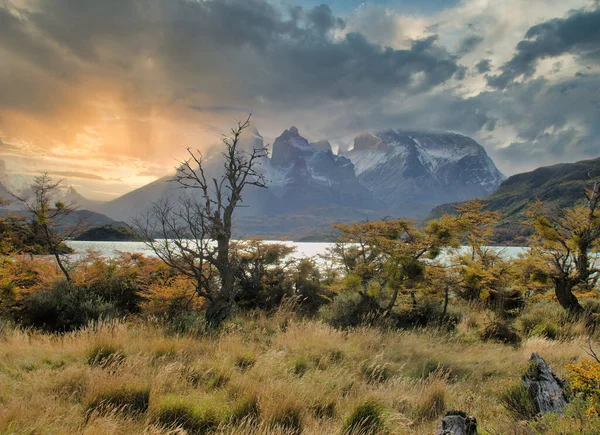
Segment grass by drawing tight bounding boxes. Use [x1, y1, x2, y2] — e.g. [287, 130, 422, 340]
[0, 313, 598, 434]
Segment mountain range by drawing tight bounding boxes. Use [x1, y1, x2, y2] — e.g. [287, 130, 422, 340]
[3, 126, 597, 242]
[343, 130, 505, 216]
[0, 126, 510, 240]
[84, 126, 504, 238]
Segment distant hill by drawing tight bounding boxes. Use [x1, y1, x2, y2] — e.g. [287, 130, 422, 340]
[74, 224, 141, 241]
[427, 157, 600, 244]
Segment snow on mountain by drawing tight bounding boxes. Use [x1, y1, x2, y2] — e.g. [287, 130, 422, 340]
[96, 126, 506, 234]
[311, 140, 333, 153]
[266, 127, 382, 212]
[344, 130, 505, 215]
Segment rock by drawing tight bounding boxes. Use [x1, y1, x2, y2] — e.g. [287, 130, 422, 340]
[522, 352, 567, 414]
[435, 410, 478, 435]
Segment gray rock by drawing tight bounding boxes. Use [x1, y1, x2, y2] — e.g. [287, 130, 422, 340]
[523, 352, 567, 414]
[436, 410, 478, 435]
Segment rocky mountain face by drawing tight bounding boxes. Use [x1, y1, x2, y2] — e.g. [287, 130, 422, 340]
[99, 126, 383, 223]
[96, 127, 505, 239]
[343, 130, 505, 216]
[264, 127, 382, 214]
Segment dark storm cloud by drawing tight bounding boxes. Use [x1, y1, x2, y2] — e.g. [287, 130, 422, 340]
[456, 34, 484, 56]
[474, 59, 492, 74]
[487, 7, 600, 89]
[0, 0, 461, 114]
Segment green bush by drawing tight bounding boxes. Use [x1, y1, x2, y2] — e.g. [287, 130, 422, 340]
[269, 403, 303, 434]
[395, 298, 462, 330]
[319, 292, 382, 329]
[343, 399, 386, 434]
[153, 395, 228, 433]
[234, 353, 256, 371]
[85, 263, 141, 314]
[481, 320, 521, 345]
[86, 385, 150, 417]
[293, 355, 310, 376]
[499, 382, 537, 420]
[167, 312, 206, 336]
[19, 280, 117, 332]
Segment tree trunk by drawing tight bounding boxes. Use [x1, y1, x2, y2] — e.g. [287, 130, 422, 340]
[554, 279, 584, 314]
[205, 295, 233, 329]
[440, 285, 449, 327]
[53, 252, 71, 282]
[206, 232, 236, 329]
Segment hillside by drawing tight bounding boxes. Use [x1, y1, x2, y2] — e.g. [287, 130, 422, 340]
[73, 224, 141, 241]
[428, 156, 600, 244]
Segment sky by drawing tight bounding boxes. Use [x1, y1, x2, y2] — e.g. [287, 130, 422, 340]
[0, 0, 599, 201]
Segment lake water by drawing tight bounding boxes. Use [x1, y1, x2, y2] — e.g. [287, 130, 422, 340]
[66, 241, 528, 261]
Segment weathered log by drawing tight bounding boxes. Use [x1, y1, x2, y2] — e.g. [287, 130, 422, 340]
[522, 352, 567, 414]
[435, 410, 478, 435]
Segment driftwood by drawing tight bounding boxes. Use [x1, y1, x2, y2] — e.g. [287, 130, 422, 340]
[522, 352, 567, 414]
[435, 410, 478, 435]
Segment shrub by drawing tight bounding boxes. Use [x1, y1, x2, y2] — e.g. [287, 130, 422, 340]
[167, 312, 206, 336]
[410, 381, 447, 421]
[395, 298, 462, 330]
[0, 280, 17, 317]
[319, 292, 381, 329]
[499, 382, 537, 420]
[229, 394, 260, 422]
[86, 385, 150, 417]
[293, 356, 309, 376]
[481, 320, 521, 345]
[19, 280, 118, 332]
[269, 403, 303, 434]
[234, 353, 256, 371]
[343, 399, 386, 435]
[567, 358, 600, 414]
[83, 261, 142, 314]
[153, 395, 228, 433]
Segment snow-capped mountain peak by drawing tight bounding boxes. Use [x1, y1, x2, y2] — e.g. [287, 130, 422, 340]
[344, 130, 505, 215]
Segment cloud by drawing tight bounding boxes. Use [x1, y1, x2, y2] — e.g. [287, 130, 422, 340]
[457, 34, 484, 56]
[46, 171, 106, 181]
[487, 6, 600, 89]
[0, 0, 599, 200]
[474, 59, 492, 74]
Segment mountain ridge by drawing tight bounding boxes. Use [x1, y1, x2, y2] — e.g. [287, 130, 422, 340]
[427, 156, 600, 244]
[92, 126, 506, 239]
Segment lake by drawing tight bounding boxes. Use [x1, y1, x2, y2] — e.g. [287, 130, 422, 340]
[65, 241, 529, 261]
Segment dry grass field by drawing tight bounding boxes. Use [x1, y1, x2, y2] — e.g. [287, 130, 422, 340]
[1, 307, 598, 435]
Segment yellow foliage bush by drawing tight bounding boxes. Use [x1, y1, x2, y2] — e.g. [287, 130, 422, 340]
[567, 358, 600, 414]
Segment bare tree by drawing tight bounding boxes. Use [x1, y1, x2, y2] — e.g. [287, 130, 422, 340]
[15, 174, 88, 281]
[135, 115, 268, 327]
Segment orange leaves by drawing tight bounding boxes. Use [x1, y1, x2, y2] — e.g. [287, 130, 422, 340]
[567, 359, 600, 415]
